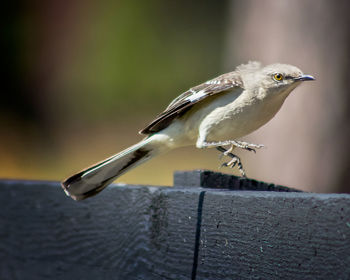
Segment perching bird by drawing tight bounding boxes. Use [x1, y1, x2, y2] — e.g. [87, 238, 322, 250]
[62, 61, 315, 200]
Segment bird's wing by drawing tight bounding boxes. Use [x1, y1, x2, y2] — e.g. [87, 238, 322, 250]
[139, 72, 243, 134]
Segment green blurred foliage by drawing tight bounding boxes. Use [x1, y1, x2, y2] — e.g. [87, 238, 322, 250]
[1, 0, 230, 183]
[51, 1, 228, 123]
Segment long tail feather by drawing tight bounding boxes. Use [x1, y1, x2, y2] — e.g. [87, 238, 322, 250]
[61, 138, 158, 201]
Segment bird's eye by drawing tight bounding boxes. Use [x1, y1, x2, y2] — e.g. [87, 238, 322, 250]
[273, 73, 284, 81]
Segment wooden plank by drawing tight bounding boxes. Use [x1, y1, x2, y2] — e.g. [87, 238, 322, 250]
[0, 180, 199, 280]
[174, 170, 302, 192]
[197, 191, 350, 280]
[0, 174, 349, 280]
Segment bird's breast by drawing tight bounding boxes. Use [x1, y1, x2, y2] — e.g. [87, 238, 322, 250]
[192, 92, 288, 141]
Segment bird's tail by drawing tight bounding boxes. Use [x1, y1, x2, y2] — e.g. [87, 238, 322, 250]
[61, 136, 163, 201]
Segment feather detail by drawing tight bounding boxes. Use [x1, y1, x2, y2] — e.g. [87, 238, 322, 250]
[139, 72, 244, 135]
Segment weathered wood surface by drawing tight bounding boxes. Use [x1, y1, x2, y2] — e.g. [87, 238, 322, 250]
[198, 191, 350, 280]
[0, 171, 349, 280]
[174, 170, 303, 192]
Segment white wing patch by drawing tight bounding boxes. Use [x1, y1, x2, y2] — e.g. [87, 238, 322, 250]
[205, 79, 222, 85]
[187, 79, 237, 102]
[186, 90, 207, 102]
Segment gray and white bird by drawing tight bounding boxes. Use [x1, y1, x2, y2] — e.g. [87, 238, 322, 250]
[62, 61, 315, 200]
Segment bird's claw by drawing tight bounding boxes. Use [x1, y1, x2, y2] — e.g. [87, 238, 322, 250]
[219, 149, 246, 177]
[234, 142, 264, 153]
[216, 141, 263, 177]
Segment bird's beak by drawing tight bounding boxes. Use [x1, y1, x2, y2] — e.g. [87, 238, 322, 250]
[294, 75, 315, 82]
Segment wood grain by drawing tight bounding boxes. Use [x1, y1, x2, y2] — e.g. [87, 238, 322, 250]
[0, 180, 199, 279]
[0, 177, 349, 280]
[174, 170, 303, 192]
[197, 191, 350, 280]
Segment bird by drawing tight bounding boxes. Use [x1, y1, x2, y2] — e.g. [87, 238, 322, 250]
[62, 61, 315, 201]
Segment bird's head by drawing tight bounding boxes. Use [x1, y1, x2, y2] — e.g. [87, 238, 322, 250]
[258, 63, 315, 98]
[238, 62, 315, 99]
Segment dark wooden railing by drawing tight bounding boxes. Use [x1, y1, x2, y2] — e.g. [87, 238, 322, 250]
[0, 170, 349, 279]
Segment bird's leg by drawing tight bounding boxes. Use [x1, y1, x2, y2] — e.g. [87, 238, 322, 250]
[217, 144, 234, 160]
[201, 140, 264, 153]
[231, 140, 264, 153]
[216, 146, 246, 177]
[223, 144, 234, 156]
[198, 139, 264, 177]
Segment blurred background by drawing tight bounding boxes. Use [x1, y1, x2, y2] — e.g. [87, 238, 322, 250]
[2, 0, 350, 192]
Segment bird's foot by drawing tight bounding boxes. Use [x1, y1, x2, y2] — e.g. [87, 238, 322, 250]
[217, 146, 246, 177]
[230, 141, 264, 153]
